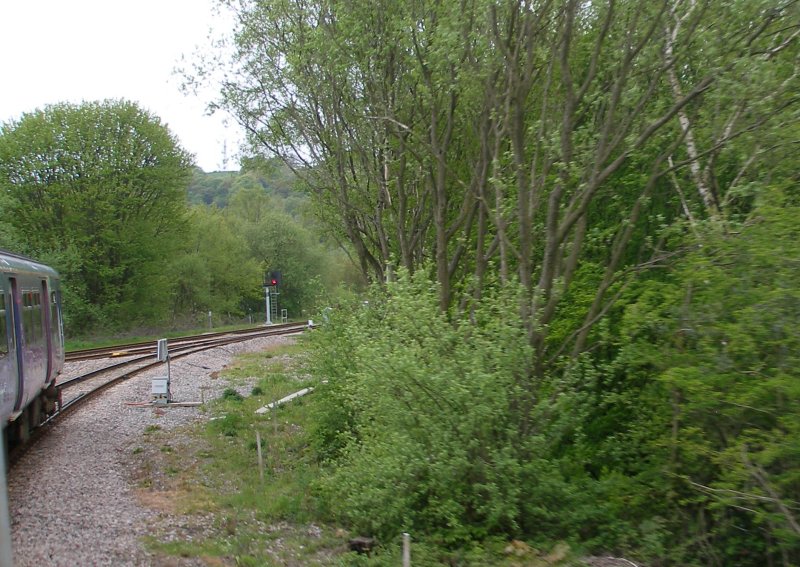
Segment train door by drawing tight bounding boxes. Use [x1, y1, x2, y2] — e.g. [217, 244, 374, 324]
[8, 278, 24, 413]
[41, 280, 53, 383]
[0, 279, 19, 422]
[49, 286, 64, 376]
[17, 283, 46, 412]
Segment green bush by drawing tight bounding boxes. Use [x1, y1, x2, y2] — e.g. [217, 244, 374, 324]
[222, 388, 244, 402]
[309, 274, 530, 543]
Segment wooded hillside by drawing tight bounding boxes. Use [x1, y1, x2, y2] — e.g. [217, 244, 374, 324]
[0, 102, 358, 333]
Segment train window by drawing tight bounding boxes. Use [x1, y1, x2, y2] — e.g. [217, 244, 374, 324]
[33, 290, 43, 342]
[0, 291, 7, 358]
[22, 291, 32, 342]
[22, 289, 43, 344]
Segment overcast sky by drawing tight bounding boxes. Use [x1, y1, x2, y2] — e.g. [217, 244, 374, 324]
[0, 0, 241, 172]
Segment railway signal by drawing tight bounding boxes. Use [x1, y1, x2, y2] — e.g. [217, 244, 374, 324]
[268, 270, 282, 288]
[264, 270, 281, 325]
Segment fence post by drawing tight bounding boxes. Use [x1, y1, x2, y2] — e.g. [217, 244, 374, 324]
[403, 532, 411, 567]
[256, 431, 264, 481]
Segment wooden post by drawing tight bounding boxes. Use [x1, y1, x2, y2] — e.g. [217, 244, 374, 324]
[256, 431, 264, 481]
[272, 406, 280, 471]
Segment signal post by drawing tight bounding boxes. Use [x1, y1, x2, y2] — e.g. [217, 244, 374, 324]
[264, 270, 281, 325]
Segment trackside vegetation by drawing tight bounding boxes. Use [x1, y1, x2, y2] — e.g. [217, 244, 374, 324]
[303, 194, 800, 565]
[148, 205, 800, 564]
[139, 345, 339, 565]
[143, 342, 589, 565]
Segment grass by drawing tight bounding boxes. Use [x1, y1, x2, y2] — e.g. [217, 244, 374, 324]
[140, 341, 351, 565]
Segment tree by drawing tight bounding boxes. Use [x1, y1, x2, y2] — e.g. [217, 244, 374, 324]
[226, 186, 347, 317]
[0, 100, 193, 331]
[201, 0, 797, 366]
[168, 205, 261, 322]
[615, 191, 800, 564]
[189, 0, 800, 561]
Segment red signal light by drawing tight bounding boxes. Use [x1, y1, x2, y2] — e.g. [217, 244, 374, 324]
[267, 270, 281, 287]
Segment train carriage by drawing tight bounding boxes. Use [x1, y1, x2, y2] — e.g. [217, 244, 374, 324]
[0, 250, 64, 443]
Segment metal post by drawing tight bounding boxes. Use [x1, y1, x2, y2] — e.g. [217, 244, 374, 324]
[166, 353, 171, 401]
[154, 338, 172, 404]
[403, 532, 411, 567]
[265, 287, 272, 325]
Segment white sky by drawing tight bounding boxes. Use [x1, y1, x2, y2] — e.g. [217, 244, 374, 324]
[0, 0, 242, 172]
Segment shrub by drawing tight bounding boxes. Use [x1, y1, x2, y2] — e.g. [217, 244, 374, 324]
[309, 274, 530, 542]
[222, 388, 244, 402]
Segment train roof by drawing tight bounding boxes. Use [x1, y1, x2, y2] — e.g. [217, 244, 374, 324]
[0, 249, 59, 278]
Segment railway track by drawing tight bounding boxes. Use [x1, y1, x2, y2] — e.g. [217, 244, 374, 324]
[9, 322, 309, 467]
[65, 323, 302, 362]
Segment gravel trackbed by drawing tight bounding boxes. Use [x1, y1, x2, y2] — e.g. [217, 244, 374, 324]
[9, 335, 297, 567]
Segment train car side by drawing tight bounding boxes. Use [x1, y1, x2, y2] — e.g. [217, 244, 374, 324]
[0, 250, 64, 443]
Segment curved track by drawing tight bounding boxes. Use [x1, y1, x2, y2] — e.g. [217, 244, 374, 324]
[65, 323, 302, 362]
[9, 323, 309, 467]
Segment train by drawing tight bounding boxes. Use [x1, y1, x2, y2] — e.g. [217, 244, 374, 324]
[0, 250, 64, 446]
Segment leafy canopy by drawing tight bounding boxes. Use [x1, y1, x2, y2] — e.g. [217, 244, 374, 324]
[0, 99, 193, 331]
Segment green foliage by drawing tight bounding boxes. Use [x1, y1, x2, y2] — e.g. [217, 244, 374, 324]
[225, 183, 361, 318]
[167, 204, 262, 321]
[612, 191, 800, 564]
[221, 388, 244, 402]
[0, 100, 349, 334]
[186, 158, 302, 212]
[177, 165, 363, 323]
[181, 0, 800, 562]
[0, 99, 193, 333]
[307, 195, 800, 563]
[187, 169, 237, 207]
[203, 0, 797, 337]
[307, 274, 676, 559]
[310, 274, 533, 542]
